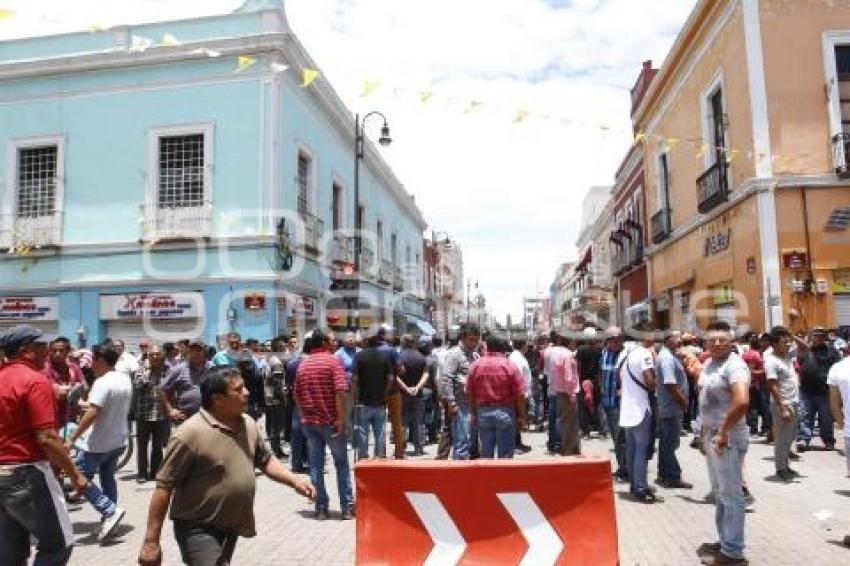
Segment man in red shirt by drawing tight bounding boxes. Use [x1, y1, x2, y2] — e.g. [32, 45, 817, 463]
[0, 325, 88, 566]
[466, 335, 527, 459]
[294, 329, 353, 520]
[43, 336, 85, 429]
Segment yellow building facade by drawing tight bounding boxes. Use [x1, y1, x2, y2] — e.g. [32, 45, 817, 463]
[635, 0, 850, 334]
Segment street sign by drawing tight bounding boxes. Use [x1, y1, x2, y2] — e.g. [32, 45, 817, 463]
[355, 459, 617, 565]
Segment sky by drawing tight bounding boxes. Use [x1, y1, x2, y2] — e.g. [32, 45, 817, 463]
[0, 0, 697, 322]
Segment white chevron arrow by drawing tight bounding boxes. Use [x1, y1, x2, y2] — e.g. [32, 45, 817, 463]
[405, 491, 564, 566]
[497, 492, 564, 565]
[405, 492, 467, 566]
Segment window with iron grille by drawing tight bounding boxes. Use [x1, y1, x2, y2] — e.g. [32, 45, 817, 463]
[297, 153, 310, 214]
[332, 183, 342, 230]
[158, 134, 205, 208]
[17, 145, 57, 218]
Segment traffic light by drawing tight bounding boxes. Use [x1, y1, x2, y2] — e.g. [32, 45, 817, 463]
[330, 263, 359, 292]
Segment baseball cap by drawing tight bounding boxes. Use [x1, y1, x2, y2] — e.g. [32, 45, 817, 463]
[0, 324, 59, 353]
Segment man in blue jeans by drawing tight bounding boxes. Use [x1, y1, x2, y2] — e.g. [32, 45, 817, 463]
[599, 327, 627, 481]
[352, 334, 393, 459]
[294, 330, 354, 520]
[466, 336, 526, 458]
[66, 343, 132, 540]
[796, 327, 840, 451]
[438, 325, 480, 459]
[655, 331, 693, 489]
[618, 327, 659, 503]
[696, 320, 751, 566]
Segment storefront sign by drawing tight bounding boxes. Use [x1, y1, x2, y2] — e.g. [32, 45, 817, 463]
[746, 256, 757, 275]
[833, 269, 850, 294]
[291, 295, 316, 318]
[783, 251, 809, 270]
[0, 296, 58, 321]
[704, 229, 731, 256]
[243, 292, 267, 312]
[100, 292, 204, 320]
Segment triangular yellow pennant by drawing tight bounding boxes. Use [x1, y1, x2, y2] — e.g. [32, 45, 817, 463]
[161, 33, 181, 47]
[696, 143, 709, 158]
[0, 9, 15, 19]
[87, 25, 106, 33]
[235, 55, 257, 73]
[419, 90, 434, 103]
[513, 109, 530, 123]
[634, 130, 646, 143]
[301, 68, 320, 87]
[727, 148, 741, 162]
[360, 80, 379, 98]
[666, 137, 680, 149]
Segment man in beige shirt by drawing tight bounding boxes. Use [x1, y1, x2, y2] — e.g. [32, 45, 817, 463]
[138, 366, 315, 566]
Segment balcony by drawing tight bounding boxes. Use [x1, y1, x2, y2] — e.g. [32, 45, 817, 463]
[378, 259, 393, 284]
[298, 211, 324, 254]
[359, 238, 375, 276]
[650, 208, 672, 244]
[393, 265, 404, 291]
[696, 161, 729, 214]
[0, 213, 62, 250]
[328, 233, 354, 265]
[833, 132, 850, 178]
[141, 203, 211, 242]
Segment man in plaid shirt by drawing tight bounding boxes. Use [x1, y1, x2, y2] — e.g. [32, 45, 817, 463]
[134, 344, 170, 484]
[599, 327, 627, 482]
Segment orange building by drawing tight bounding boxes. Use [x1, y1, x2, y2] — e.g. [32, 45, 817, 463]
[633, 0, 850, 334]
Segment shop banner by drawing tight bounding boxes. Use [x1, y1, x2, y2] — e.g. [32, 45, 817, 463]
[0, 296, 58, 322]
[100, 292, 204, 320]
[833, 269, 850, 294]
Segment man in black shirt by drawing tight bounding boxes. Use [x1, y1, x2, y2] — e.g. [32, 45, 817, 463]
[352, 335, 393, 459]
[575, 333, 602, 439]
[797, 327, 841, 451]
[399, 335, 430, 456]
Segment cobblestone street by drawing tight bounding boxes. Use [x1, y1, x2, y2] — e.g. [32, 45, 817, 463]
[66, 428, 850, 565]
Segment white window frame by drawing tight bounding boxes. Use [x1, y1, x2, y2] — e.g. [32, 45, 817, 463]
[3, 134, 66, 247]
[823, 30, 850, 139]
[147, 124, 214, 208]
[700, 70, 728, 170]
[294, 142, 317, 215]
[330, 174, 348, 231]
[655, 148, 671, 213]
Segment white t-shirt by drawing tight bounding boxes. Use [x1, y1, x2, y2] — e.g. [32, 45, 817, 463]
[87, 370, 133, 453]
[619, 345, 655, 428]
[115, 352, 140, 376]
[508, 350, 532, 398]
[827, 357, 850, 438]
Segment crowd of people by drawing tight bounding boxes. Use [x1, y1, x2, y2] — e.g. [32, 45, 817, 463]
[1, 319, 850, 565]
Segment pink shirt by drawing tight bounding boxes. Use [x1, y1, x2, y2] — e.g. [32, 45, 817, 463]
[466, 354, 525, 406]
[548, 346, 579, 397]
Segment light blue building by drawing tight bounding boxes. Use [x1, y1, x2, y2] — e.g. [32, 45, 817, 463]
[0, 0, 429, 352]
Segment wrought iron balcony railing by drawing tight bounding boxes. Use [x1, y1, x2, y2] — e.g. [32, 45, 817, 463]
[650, 208, 672, 245]
[141, 202, 212, 242]
[833, 132, 850, 179]
[0, 213, 63, 250]
[696, 160, 729, 214]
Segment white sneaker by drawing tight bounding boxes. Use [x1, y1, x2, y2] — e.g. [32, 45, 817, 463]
[98, 508, 125, 541]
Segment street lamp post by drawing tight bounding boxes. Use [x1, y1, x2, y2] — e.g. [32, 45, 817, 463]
[354, 111, 392, 273]
[352, 111, 392, 329]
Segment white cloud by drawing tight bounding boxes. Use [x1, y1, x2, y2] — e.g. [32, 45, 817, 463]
[0, 0, 696, 321]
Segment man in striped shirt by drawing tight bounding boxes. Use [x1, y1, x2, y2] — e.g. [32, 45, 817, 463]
[294, 330, 353, 520]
